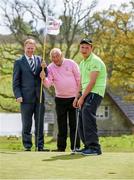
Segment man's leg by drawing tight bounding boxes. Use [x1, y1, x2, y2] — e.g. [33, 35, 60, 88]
[34, 102, 45, 149]
[78, 109, 85, 146]
[68, 99, 80, 150]
[55, 97, 68, 151]
[82, 93, 102, 151]
[21, 103, 34, 149]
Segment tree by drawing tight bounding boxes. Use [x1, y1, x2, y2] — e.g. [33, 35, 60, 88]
[0, 0, 98, 58]
[0, 0, 98, 112]
[58, 0, 97, 58]
[85, 2, 134, 101]
[0, 43, 20, 112]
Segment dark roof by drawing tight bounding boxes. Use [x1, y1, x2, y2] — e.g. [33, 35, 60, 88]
[107, 91, 134, 125]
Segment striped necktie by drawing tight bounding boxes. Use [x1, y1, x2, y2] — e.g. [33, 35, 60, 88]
[29, 58, 35, 74]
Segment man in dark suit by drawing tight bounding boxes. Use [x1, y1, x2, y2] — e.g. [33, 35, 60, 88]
[13, 38, 49, 151]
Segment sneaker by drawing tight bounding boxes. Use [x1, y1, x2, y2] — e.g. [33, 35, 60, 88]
[81, 148, 102, 156]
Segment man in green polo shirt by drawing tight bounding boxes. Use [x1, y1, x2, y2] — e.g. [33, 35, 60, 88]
[73, 38, 107, 155]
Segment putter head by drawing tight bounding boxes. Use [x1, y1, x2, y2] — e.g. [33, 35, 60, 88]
[70, 149, 77, 155]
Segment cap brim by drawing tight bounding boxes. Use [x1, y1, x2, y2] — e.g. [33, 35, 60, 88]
[80, 40, 92, 45]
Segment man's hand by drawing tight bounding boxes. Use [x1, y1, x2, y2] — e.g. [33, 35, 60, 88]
[41, 62, 47, 69]
[73, 98, 78, 108]
[16, 97, 23, 103]
[77, 96, 84, 109]
[40, 70, 46, 80]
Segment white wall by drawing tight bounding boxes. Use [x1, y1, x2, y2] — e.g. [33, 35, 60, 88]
[0, 113, 48, 136]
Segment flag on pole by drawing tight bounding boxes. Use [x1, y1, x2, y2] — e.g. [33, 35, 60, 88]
[47, 16, 62, 35]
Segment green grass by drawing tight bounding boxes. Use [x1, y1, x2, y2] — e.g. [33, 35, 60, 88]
[100, 135, 134, 152]
[0, 152, 134, 179]
[0, 135, 134, 179]
[0, 135, 134, 152]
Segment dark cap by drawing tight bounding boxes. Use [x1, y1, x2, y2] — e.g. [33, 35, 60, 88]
[80, 38, 93, 45]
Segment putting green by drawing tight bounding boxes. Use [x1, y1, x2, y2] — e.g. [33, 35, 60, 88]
[0, 152, 134, 179]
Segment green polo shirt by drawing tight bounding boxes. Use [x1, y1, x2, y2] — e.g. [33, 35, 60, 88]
[79, 52, 107, 97]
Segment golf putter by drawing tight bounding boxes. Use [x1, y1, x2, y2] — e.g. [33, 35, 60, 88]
[71, 108, 80, 155]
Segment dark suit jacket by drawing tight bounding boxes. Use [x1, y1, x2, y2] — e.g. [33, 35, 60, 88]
[13, 55, 47, 103]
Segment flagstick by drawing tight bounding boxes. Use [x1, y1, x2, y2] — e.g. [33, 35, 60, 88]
[40, 3, 48, 103]
[39, 33, 47, 103]
[36, 4, 48, 151]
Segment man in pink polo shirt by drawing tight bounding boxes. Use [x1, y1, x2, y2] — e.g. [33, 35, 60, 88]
[43, 48, 80, 152]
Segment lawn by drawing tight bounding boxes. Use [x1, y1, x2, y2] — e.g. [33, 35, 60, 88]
[0, 135, 134, 179]
[0, 151, 134, 179]
[0, 135, 134, 152]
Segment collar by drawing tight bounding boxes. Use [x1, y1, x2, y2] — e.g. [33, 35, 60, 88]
[53, 59, 64, 67]
[83, 52, 93, 62]
[25, 54, 34, 61]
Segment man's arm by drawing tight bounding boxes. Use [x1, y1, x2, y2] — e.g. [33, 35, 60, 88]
[77, 71, 99, 108]
[13, 60, 23, 103]
[73, 81, 81, 108]
[72, 61, 80, 86]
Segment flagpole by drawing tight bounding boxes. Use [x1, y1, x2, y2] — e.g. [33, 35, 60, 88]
[39, 2, 48, 102]
[36, 3, 48, 151]
[39, 24, 47, 104]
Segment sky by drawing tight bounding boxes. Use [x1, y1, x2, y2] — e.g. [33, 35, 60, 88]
[0, 0, 130, 35]
[92, 0, 130, 12]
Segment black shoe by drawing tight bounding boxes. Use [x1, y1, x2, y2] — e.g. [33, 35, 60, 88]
[38, 148, 50, 152]
[24, 148, 31, 151]
[51, 149, 65, 152]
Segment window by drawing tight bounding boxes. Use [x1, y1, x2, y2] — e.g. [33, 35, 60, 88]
[97, 106, 109, 120]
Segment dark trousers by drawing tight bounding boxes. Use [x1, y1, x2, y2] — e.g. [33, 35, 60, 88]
[78, 93, 102, 150]
[55, 97, 80, 151]
[21, 102, 45, 149]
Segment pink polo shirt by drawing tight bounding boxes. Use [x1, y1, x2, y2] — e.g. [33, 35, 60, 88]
[44, 59, 80, 98]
